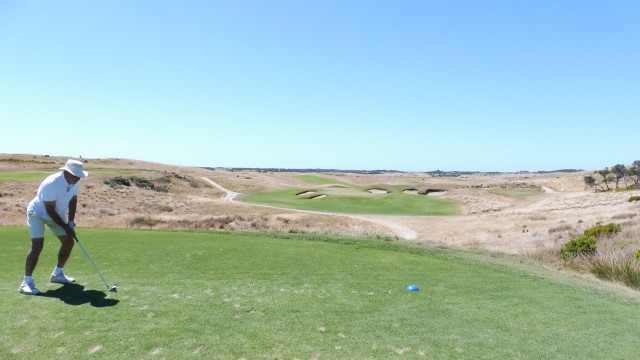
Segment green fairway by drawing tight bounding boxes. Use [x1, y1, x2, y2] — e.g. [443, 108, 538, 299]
[295, 175, 350, 185]
[1, 226, 639, 359]
[243, 187, 460, 215]
[0, 172, 54, 181]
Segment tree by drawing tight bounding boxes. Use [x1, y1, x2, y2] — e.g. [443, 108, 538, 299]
[611, 164, 628, 189]
[630, 161, 640, 188]
[583, 175, 604, 192]
[596, 168, 612, 191]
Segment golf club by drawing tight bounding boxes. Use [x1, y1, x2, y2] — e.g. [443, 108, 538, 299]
[73, 236, 117, 292]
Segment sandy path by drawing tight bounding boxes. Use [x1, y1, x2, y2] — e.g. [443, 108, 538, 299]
[201, 176, 240, 201]
[200, 177, 418, 240]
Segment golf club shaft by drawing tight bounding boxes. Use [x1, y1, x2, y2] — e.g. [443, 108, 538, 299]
[74, 236, 111, 289]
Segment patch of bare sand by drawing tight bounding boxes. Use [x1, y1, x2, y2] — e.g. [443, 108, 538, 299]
[368, 188, 389, 194]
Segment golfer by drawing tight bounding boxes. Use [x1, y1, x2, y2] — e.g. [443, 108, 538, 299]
[19, 159, 88, 295]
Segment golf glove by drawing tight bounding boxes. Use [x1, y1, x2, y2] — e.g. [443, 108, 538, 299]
[68, 221, 75, 230]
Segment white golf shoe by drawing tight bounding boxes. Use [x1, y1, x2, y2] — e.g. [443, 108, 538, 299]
[19, 281, 40, 295]
[50, 273, 76, 284]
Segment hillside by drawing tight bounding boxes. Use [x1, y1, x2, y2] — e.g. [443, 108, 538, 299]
[2, 153, 638, 256]
[0, 154, 389, 236]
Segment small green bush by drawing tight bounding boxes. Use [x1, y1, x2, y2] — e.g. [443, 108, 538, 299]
[104, 176, 131, 187]
[635, 250, 640, 259]
[629, 196, 640, 202]
[583, 223, 621, 239]
[129, 176, 154, 189]
[155, 176, 172, 183]
[153, 185, 169, 193]
[560, 236, 597, 259]
[130, 217, 159, 227]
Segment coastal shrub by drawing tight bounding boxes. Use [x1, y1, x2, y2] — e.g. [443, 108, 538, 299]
[104, 176, 131, 187]
[629, 196, 640, 202]
[560, 236, 597, 259]
[130, 216, 159, 228]
[584, 222, 621, 239]
[130, 176, 154, 189]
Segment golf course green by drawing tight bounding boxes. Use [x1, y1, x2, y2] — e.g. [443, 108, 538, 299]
[242, 176, 460, 216]
[1, 226, 638, 359]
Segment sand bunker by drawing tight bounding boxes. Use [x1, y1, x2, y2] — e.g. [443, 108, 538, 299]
[402, 188, 447, 196]
[296, 191, 315, 196]
[309, 194, 326, 199]
[368, 188, 389, 194]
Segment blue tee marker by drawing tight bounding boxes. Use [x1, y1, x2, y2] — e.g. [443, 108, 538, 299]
[406, 284, 420, 291]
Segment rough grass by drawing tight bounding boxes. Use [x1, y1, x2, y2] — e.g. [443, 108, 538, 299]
[489, 189, 540, 198]
[2, 226, 640, 359]
[527, 223, 640, 289]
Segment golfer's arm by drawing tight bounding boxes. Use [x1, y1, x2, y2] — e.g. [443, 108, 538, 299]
[68, 195, 77, 223]
[44, 201, 71, 229]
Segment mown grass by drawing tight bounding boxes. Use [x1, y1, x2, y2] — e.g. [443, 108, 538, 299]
[295, 175, 350, 186]
[243, 187, 459, 215]
[0, 172, 54, 181]
[1, 226, 639, 359]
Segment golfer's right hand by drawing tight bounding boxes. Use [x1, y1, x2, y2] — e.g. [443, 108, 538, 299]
[65, 223, 76, 237]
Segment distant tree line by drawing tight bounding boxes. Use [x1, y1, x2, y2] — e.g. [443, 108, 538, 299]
[584, 161, 640, 192]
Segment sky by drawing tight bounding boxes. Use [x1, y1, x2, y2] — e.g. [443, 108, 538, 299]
[1, 1, 638, 172]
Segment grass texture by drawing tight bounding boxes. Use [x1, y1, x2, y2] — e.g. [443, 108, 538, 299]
[1, 226, 639, 359]
[0, 172, 54, 181]
[294, 175, 350, 186]
[243, 187, 460, 216]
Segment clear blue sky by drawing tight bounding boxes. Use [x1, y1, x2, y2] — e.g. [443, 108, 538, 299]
[1, 1, 638, 172]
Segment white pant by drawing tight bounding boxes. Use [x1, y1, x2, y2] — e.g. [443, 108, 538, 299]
[27, 211, 66, 238]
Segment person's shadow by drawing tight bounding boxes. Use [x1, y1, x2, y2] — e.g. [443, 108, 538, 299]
[39, 283, 119, 307]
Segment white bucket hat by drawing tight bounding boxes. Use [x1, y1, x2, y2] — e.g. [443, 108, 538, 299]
[59, 159, 88, 178]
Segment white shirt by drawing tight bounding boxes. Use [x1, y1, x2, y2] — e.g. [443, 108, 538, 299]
[27, 172, 79, 221]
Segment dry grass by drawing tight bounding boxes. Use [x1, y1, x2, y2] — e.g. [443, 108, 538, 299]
[524, 223, 640, 288]
[0, 154, 392, 238]
[2, 153, 640, 258]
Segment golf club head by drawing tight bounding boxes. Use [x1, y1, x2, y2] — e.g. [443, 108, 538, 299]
[109, 285, 118, 292]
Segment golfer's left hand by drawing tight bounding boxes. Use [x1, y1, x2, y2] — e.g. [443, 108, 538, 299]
[66, 222, 76, 237]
